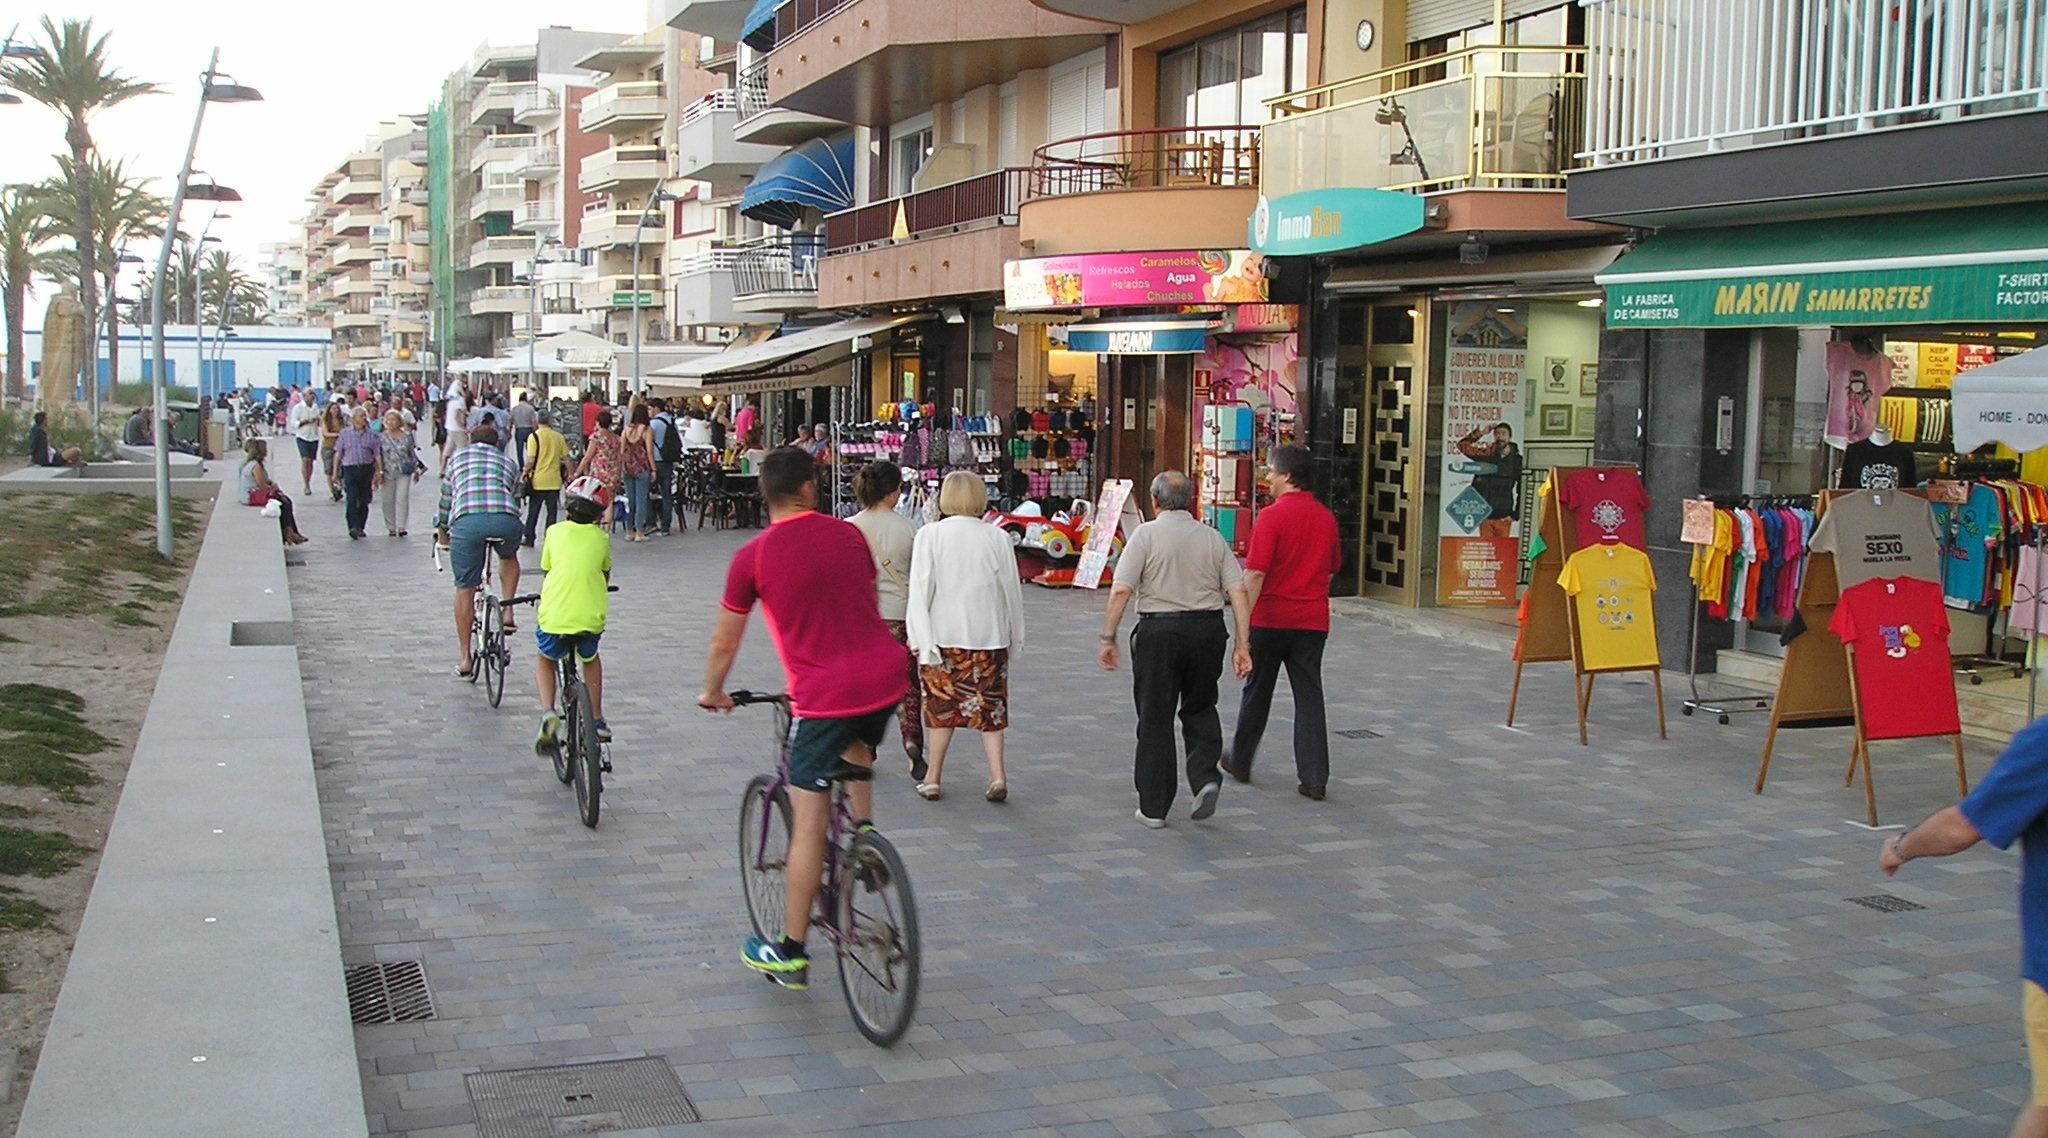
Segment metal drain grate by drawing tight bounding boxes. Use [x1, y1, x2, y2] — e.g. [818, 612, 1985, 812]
[345, 961, 435, 1024]
[466, 1058, 699, 1138]
[1847, 894, 1926, 913]
[1335, 728, 1382, 739]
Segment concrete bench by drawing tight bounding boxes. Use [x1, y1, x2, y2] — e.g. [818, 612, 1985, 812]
[16, 482, 366, 1137]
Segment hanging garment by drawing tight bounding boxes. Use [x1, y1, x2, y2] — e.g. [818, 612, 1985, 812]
[1829, 576, 1960, 741]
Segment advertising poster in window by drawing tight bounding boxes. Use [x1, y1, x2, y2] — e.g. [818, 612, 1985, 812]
[1436, 301, 1528, 607]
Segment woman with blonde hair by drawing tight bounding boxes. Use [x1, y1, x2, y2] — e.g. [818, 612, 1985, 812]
[239, 438, 307, 545]
[377, 409, 422, 536]
[849, 461, 924, 780]
[906, 470, 1024, 801]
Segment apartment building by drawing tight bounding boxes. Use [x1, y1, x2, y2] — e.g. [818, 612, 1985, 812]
[257, 241, 308, 327]
[289, 119, 436, 379]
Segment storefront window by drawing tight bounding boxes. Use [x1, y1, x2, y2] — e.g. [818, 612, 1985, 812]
[1406, 3, 1582, 82]
[1158, 6, 1308, 129]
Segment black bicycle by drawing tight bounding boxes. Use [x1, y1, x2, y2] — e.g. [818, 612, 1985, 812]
[731, 691, 920, 1046]
[515, 589, 616, 828]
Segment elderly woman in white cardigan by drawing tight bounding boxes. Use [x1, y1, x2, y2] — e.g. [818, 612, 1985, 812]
[905, 471, 1026, 802]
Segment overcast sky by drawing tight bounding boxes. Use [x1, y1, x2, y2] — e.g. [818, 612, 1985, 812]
[2, 2, 651, 283]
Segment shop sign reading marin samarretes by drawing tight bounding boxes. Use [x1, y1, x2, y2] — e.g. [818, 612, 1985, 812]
[1604, 261, 2048, 328]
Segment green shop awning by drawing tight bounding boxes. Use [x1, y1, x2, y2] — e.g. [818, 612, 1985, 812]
[1598, 204, 2048, 329]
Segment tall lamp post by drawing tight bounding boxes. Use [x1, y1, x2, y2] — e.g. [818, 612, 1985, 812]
[630, 189, 677, 397]
[189, 210, 226, 399]
[147, 49, 260, 558]
[524, 233, 563, 399]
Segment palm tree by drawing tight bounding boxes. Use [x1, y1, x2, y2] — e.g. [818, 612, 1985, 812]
[0, 185, 62, 404]
[32, 156, 167, 389]
[1, 16, 159, 405]
[200, 248, 268, 327]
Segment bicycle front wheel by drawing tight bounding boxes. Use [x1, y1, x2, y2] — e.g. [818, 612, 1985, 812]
[483, 628, 505, 708]
[738, 774, 793, 944]
[836, 830, 920, 1047]
[467, 624, 483, 685]
[549, 694, 574, 784]
[571, 683, 602, 828]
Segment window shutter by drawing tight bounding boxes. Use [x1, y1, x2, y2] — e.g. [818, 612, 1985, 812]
[1405, 0, 1563, 42]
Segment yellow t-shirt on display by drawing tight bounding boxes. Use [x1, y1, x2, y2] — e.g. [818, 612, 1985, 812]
[1559, 543, 1660, 671]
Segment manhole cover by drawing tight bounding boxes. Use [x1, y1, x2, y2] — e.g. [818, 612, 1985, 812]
[466, 1057, 699, 1137]
[1335, 728, 1382, 739]
[345, 961, 434, 1024]
[1847, 894, 1926, 913]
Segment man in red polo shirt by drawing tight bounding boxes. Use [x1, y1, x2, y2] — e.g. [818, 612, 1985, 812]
[1222, 444, 1344, 800]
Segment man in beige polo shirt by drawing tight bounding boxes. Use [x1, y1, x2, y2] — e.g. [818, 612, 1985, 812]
[1099, 471, 1253, 829]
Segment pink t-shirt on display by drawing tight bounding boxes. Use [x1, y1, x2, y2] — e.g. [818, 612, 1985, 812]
[1558, 468, 1651, 551]
[721, 510, 909, 719]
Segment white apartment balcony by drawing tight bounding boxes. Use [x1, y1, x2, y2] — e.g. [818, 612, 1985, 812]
[344, 345, 385, 361]
[513, 86, 560, 124]
[578, 145, 666, 193]
[331, 210, 376, 235]
[406, 229, 429, 246]
[468, 184, 523, 219]
[579, 80, 667, 135]
[388, 277, 427, 298]
[577, 274, 664, 311]
[470, 285, 529, 315]
[328, 177, 381, 204]
[661, 0, 752, 40]
[470, 80, 536, 126]
[579, 206, 667, 251]
[512, 199, 560, 233]
[408, 269, 432, 285]
[676, 91, 784, 182]
[672, 245, 744, 327]
[334, 310, 380, 329]
[368, 296, 395, 314]
[468, 235, 534, 268]
[732, 233, 822, 314]
[368, 224, 394, 246]
[732, 59, 844, 146]
[516, 145, 560, 179]
[472, 132, 541, 172]
[334, 243, 381, 266]
[333, 276, 380, 297]
[403, 186, 430, 206]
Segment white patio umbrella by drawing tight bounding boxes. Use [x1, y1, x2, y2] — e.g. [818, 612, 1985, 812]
[492, 355, 570, 375]
[446, 357, 495, 374]
[1951, 344, 2048, 717]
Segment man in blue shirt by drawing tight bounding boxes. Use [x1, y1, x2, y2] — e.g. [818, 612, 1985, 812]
[1883, 719, 2048, 1137]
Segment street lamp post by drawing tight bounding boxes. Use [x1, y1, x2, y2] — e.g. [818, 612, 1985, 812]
[525, 233, 561, 399]
[630, 189, 677, 397]
[190, 216, 224, 401]
[147, 49, 260, 558]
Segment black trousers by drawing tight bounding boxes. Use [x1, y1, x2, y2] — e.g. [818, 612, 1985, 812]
[654, 460, 675, 532]
[1229, 627, 1330, 790]
[1130, 611, 1228, 819]
[340, 463, 375, 535]
[524, 489, 558, 544]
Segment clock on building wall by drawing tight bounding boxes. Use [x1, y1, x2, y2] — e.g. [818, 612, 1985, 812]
[1355, 20, 1376, 52]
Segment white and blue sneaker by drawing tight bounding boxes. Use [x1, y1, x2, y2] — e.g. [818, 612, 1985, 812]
[742, 936, 808, 989]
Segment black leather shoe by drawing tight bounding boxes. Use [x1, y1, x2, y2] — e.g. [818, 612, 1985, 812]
[1219, 750, 1250, 784]
[1297, 784, 1325, 801]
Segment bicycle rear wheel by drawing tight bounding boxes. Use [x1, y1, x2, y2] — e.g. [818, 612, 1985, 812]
[737, 774, 792, 944]
[835, 830, 920, 1047]
[570, 681, 602, 828]
[466, 622, 483, 685]
[549, 690, 574, 784]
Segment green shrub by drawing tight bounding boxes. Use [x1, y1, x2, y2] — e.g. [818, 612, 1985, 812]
[110, 382, 197, 406]
[0, 404, 101, 459]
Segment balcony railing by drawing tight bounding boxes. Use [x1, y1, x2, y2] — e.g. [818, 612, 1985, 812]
[760, 0, 857, 51]
[1028, 127, 1261, 200]
[1581, 0, 2046, 166]
[1261, 46, 1585, 198]
[825, 167, 1030, 252]
[513, 86, 560, 122]
[580, 80, 667, 130]
[681, 89, 740, 128]
[734, 234, 824, 297]
[737, 58, 771, 119]
[672, 245, 744, 275]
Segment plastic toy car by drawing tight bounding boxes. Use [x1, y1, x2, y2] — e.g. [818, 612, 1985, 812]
[986, 498, 1123, 564]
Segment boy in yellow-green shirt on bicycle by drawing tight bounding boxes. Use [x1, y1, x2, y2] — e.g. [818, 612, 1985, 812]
[534, 476, 614, 752]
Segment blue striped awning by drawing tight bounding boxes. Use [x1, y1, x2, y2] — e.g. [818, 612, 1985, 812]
[741, 0, 787, 51]
[740, 135, 856, 230]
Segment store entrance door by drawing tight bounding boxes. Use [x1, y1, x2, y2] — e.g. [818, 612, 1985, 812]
[1361, 301, 1423, 604]
[1110, 354, 1194, 500]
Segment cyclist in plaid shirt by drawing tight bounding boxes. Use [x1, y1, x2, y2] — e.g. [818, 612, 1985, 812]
[435, 422, 525, 678]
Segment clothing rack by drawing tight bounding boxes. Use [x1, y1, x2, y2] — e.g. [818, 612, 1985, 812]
[1681, 492, 1815, 724]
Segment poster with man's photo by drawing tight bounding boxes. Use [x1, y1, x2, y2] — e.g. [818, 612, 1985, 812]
[1437, 302, 1528, 607]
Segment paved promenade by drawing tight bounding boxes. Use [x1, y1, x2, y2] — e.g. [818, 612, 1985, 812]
[291, 480, 2032, 1138]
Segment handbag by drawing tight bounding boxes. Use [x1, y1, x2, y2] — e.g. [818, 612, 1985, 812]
[247, 487, 278, 508]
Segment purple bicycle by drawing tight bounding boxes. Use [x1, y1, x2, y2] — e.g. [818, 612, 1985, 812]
[730, 691, 921, 1047]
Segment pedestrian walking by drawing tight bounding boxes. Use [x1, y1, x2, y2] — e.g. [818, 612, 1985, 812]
[575, 408, 625, 533]
[650, 399, 681, 536]
[320, 400, 347, 501]
[441, 380, 469, 472]
[1098, 471, 1253, 828]
[335, 407, 381, 540]
[522, 410, 570, 548]
[427, 378, 444, 447]
[620, 404, 656, 542]
[733, 399, 757, 453]
[1880, 719, 2048, 1138]
[509, 393, 539, 478]
[906, 471, 1025, 803]
[377, 409, 421, 537]
[848, 462, 925, 782]
[1222, 444, 1344, 800]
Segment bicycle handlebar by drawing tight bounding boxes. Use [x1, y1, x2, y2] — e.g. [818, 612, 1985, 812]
[727, 690, 790, 707]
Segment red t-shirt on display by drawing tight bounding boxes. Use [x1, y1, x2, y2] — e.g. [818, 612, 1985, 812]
[581, 401, 601, 438]
[1247, 491, 1342, 631]
[721, 511, 910, 719]
[1558, 468, 1651, 551]
[1828, 576, 1960, 741]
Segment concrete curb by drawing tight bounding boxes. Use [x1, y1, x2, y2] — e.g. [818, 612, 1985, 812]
[15, 480, 368, 1137]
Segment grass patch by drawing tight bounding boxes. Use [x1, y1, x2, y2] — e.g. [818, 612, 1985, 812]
[0, 886, 53, 931]
[0, 684, 105, 797]
[0, 826, 90, 878]
[0, 494, 203, 620]
[0, 804, 33, 819]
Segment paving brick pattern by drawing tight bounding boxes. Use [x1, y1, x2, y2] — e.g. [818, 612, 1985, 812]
[292, 479, 2035, 1137]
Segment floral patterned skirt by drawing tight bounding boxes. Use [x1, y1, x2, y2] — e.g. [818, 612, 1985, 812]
[920, 647, 1009, 732]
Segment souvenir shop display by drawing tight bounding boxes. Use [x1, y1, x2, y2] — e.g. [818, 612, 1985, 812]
[1837, 428, 1918, 490]
[1198, 402, 1256, 556]
[1506, 465, 1663, 744]
[1678, 494, 1816, 723]
[1752, 488, 1969, 826]
[1928, 462, 2044, 682]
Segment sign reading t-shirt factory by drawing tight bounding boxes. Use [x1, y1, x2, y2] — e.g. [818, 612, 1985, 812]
[1604, 261, 2048, 328]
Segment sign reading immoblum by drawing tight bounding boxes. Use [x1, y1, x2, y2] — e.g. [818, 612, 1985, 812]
[1247, 188, 1426, 257]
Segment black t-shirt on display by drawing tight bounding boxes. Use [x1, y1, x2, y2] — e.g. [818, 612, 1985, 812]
[1839, 439, 1918, 490]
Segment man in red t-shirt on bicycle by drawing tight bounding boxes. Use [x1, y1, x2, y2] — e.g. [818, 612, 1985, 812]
[700, 447, 908, 989]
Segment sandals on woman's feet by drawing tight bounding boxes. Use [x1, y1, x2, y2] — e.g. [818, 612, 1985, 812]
[985, 780, 1007, 803]
[915, 783, 942, 800]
